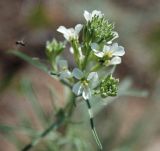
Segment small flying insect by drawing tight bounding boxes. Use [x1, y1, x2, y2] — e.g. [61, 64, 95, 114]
[16, 40, 26, 47]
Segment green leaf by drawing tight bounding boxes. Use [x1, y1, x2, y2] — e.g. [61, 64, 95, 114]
[8, 50, 49, 73]
[20, 79, 48, 126]
[0, 124, 15, 133]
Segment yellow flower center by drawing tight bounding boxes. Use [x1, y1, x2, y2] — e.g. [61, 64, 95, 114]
[104, 51, 113, 58]
[62, 66, 67, 71]
[83, 80, 89, 87]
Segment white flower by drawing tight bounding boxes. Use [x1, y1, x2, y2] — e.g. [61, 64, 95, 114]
[91, 43, 125, 65]
[57, 24, 83, 41]
[84, 10, 104, 22]
[72, 68, 99, 100]
[58, 60, 72, 79]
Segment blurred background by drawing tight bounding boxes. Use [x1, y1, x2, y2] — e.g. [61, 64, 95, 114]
[0, 0, 160, 151]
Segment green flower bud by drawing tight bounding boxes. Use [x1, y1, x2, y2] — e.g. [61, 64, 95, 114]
[45, 39, 65, 70]
[86, 16, 116, 43]
[46, 38, 65, 58]
[100, 75, 119, 98]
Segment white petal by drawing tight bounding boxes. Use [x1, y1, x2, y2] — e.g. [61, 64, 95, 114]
[84, 10, 91, 21]
[58, 60, 68, 69]
[87, 72, 99, 88]
[57, 26, 70, 40]
[91, 43, 99, 51]
[68, 28, 75, 33]
[63, 35, 70, 40]
[91, 43, 104, 58]
[110, 56, 122, 65]
[72, 81, 83, 95]
[111, 43, 118, 49]
[75, 24, 83, 34]
[94, 52, 104, 58]
[91, 10, 103, 18]
[60, 70, 72, 79]
[57, 26, 68, 35]
[113, 31, 119, 39]
[107, 31, 119, 44]
[72, 68, 84, 79]
[103, 45, 110, 53]
[87, 72, 98, 81]
[112, 46, 125, 56]
[107, 41, 112, 44]
[67, 28, 76, 38]
[82, 87, 91, 100]
[69, 47, 74, 54]
[57, 26, 67, 34]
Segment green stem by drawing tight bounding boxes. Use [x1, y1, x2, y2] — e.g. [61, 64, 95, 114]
[21, 92, 76, 151]
[21, 111, 65, 151]
[82, 52, 89, 70]
[71, 40, 80, 67]
[65, 93, 76, 116]
[110, 65, 116, 75]
[82, 43, 91, 70]
[60, 79, 72, 89]
[91, 63, 101, 72]
[51, 59, 57, 71]
[85, 99, 103, 150]
[49, 71, 72, 88]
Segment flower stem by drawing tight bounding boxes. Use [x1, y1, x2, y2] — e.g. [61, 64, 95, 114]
[49, 71, 72, 88]
[110, 65, 116, 75]
[91, 63, 101, 72]
[71, 40, 80, 67]
[82, 43, 91, 70]
[85, 99, 103, 150]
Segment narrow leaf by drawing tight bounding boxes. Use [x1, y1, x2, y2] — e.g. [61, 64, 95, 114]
[9, 50, 48, 73]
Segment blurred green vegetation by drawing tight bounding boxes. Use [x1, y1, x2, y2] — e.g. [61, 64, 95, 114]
[146, 25, 160, 72]
[27, 4, 51, 28]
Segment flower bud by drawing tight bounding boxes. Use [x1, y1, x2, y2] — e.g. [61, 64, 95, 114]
[85, 16, 116, 44]
[46, 39, 65, 55]
[100, 75, 119, 97]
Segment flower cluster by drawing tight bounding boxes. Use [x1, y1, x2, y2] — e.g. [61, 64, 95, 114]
[46, 10, 125, 100]
[83, 10, 117, 43]
[43, 10, 126, 150]
[13, 9, 127, 151]
[45, 39, 65, 70]
[99, 75, 119, 98]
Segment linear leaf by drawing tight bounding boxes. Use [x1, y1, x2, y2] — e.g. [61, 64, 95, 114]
[9, 50, 48, 73]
